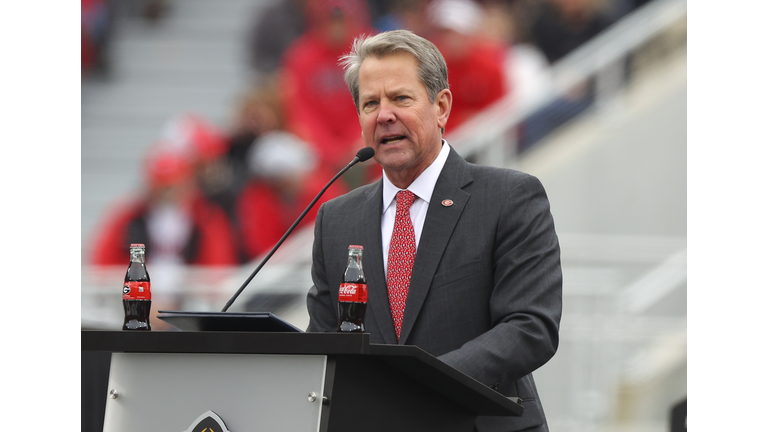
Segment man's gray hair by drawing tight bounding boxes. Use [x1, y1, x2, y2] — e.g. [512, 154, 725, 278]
[340, 29, 449, 112]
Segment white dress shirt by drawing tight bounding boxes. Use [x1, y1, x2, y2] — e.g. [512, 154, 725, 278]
[381, 140, 451, 275]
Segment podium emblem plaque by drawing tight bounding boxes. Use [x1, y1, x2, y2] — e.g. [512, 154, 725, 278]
[183, 410, 231, 432]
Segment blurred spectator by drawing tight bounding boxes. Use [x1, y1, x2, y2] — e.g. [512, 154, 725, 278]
[246, 0, 390, 80]
[513, 0, 617, 149]
[224, 82, 286, 208]
[247, 0, 308, 83]
[90, 144, 240, 267]
[371, 0, 432, 34]
[528, 0, 615, 64]
[427, 0, 509, 132]
[236, 131, 348, 261]
[142, 0, 172, 24]
[278, 0, 374, 174]
[159, 113, 235, 215]
[478, 0, 553, 110]
[81, 0, 114, 79]
[365, 0, 393, 30]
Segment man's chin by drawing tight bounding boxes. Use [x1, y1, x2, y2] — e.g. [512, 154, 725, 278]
[379, 160, 418, 179]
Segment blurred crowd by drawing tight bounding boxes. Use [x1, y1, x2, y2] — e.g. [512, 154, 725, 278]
[86, 0, 651, 270]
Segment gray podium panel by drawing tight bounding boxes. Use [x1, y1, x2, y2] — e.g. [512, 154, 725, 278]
[104, 352, 327, 432]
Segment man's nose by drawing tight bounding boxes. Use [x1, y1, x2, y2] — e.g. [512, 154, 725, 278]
[377, 100, 396, 124]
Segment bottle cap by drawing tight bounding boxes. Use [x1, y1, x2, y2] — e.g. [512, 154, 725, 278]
[130, 244, 146, 248]
[349, 245, 363, 249]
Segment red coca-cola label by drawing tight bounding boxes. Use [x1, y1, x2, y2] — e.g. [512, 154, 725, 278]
[123, 281, 151, 300]
[338, 283, 368, 303]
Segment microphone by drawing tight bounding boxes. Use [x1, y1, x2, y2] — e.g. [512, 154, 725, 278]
[221, 147, 376, 312]
[354, 146, 375, 163]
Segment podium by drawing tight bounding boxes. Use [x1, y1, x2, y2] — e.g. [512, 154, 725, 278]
[82, 330, 522, 432]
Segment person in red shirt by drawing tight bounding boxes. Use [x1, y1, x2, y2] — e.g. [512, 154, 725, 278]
[158, 113, 236, 214]
[90, 144, 240, 267]
[278, 0, 374, 174]
[426, 0, 509, 132]
[236, 131, 348, 261]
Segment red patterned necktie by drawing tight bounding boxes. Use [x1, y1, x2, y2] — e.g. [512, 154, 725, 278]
[387, 190, 417, 341]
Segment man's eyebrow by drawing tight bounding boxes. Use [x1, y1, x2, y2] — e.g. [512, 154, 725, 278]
[361, 87, 413, 99]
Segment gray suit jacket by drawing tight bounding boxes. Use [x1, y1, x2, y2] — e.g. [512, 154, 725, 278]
[307, 146, 562, 432]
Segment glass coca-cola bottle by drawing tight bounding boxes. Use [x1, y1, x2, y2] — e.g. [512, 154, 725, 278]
[337, 245, 367, 332]
[122, 243, 151, 331]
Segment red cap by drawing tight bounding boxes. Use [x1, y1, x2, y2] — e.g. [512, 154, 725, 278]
[161, 113, 228, 163]
[144, 145, 194, 188]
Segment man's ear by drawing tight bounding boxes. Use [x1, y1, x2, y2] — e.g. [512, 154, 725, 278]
[435, 89, 452, 132]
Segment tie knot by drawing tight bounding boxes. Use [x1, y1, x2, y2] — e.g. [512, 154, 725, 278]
[396, 190, 416, 208]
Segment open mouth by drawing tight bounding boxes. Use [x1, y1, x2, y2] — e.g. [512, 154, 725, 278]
[380, 135, 406, 144]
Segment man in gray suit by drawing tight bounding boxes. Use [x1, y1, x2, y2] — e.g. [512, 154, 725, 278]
[307, 29, 562, 432]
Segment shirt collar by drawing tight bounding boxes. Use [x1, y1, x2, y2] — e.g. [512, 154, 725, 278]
[382, 140, 451, 214]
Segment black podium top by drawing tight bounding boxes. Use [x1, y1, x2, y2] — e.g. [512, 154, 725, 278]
[82, 330, 522, 417]
[82, 330, 368, 355]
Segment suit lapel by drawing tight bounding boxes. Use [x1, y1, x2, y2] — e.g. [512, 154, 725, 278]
[398, 149, 472, 344]
[359, 181, 399, 344]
